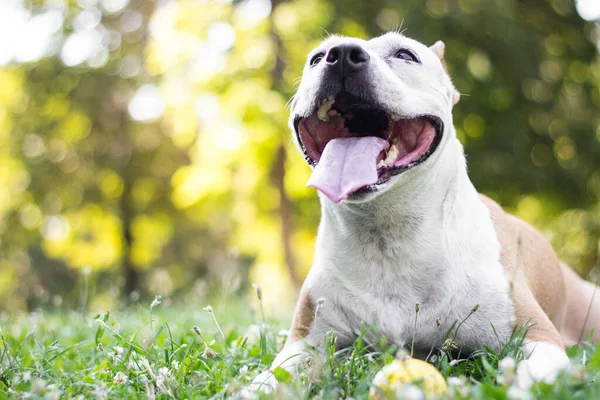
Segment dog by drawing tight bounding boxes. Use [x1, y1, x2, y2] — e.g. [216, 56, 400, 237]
[248, 32, 600, 393]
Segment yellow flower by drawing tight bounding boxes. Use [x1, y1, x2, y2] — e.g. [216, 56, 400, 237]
[369, 358, 447, 399]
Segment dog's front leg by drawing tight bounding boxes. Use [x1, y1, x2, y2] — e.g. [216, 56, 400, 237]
[246, 286, 332, 395]
[511, 276, 570, 388]
[247, 339, 312, 394]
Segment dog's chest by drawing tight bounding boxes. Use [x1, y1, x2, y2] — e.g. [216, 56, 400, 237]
[325, 255, 516, 352]
[313, 216, 516, 352]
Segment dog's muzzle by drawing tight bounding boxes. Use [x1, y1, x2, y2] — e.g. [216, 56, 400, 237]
[293, 43, 443, 202]
[324, 43, 370, 77]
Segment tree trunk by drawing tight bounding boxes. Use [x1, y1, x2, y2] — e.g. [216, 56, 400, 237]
[269, 0, 300, 288]
[120, 174, 138, 298]
[272, 145, 300, 288]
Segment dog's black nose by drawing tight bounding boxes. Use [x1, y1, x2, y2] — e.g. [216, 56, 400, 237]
[325, 44, 370, 74]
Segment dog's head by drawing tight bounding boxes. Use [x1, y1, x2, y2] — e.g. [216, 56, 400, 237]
[290, 32, 460, 203]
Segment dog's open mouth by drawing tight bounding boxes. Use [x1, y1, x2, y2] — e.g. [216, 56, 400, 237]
[294, 92, 443, 202]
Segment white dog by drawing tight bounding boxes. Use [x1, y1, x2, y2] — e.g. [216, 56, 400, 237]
[249, 32, 600, 394]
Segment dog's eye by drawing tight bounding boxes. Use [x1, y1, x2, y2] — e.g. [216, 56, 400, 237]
[310, 52, 325, 66]
[394, 49, 420, 63]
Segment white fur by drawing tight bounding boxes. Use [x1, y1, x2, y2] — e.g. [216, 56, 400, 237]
[303, 138, 516, 353]
[248, 32, 569, 393]
[246, 341, 308, 394]
[517, 341, 570, 388]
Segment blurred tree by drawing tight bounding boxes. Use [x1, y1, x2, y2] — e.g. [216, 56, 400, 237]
[0, 0, 599, 311]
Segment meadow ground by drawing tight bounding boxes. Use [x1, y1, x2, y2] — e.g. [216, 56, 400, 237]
[1, 295, 599, 399]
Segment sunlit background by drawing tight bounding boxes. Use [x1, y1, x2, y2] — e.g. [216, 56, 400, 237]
[1, 0, 600, 313]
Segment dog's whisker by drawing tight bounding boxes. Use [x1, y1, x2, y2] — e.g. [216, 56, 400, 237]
[320, 28, 332, 40]
[285, 94, 297, 110]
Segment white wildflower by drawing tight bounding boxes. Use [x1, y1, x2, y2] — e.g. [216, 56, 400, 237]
[150, 295, 162, 309]
[22, 371, 32, 382]
[144, 377, 156, 400]
[47, 386, 61, 400]
[92, 382, 108, 400]
[158, 367, 171, 379]
[202, 346, 217, 359]
[140, 357, 172, 396]
[156, 375, 165, 390]
[171, 360, 180, 371]
[447, 376, 462, 387]
[507, 386, 533, 400]
[204, 305, 213, 313]
[243, 324, 261, 347]
[446, 375, 469, 397]
[395, 383, 424, 400]
[128, 358, 140, 371]
[32, 378, 47, 393]
[238, 365, 249, 376]
[113, 371, 127, 384]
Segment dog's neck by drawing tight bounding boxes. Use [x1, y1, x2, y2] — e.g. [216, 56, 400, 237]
[319, 135, 474, 239]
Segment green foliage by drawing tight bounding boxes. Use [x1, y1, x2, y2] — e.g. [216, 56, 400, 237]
[0, 303, 599, 399]
[1, 0, 600, 311]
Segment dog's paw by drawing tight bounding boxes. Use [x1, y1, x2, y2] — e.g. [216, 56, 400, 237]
[516, 341, 570, 389]
[238, 370, 279, 399]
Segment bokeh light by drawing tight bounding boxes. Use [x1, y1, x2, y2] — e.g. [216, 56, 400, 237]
[0, 0, 599, 314]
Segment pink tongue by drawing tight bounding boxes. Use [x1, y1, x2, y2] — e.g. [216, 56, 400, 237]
[307, 137, 390, 203]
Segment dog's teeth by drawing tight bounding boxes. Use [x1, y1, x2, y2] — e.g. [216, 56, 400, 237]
[378, 143, 399, 168]
[391, 114, 402, 121]
[317, 96, 335, 121]
[384, 143, 399, 165]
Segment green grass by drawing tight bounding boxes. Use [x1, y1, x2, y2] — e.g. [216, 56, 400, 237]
[0, 297, 599, 399]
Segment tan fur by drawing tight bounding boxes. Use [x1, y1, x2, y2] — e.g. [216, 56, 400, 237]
[430, 40, 445, 59]
[452, 91, 461, 105]
[430, 41, 448, 74]
[284, 196, 600, 349]
[429, 40, 460, 105]
[480, 194, 600, 346]
[560, 262, 600, 345]
[287, 286, 315, 344]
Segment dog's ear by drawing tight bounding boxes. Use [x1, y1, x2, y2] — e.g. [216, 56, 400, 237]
[452, 90, 461, 105]
[431, 41, 461, 106]
[430, 40, 445, 60]
[430, 41, 449, 73]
